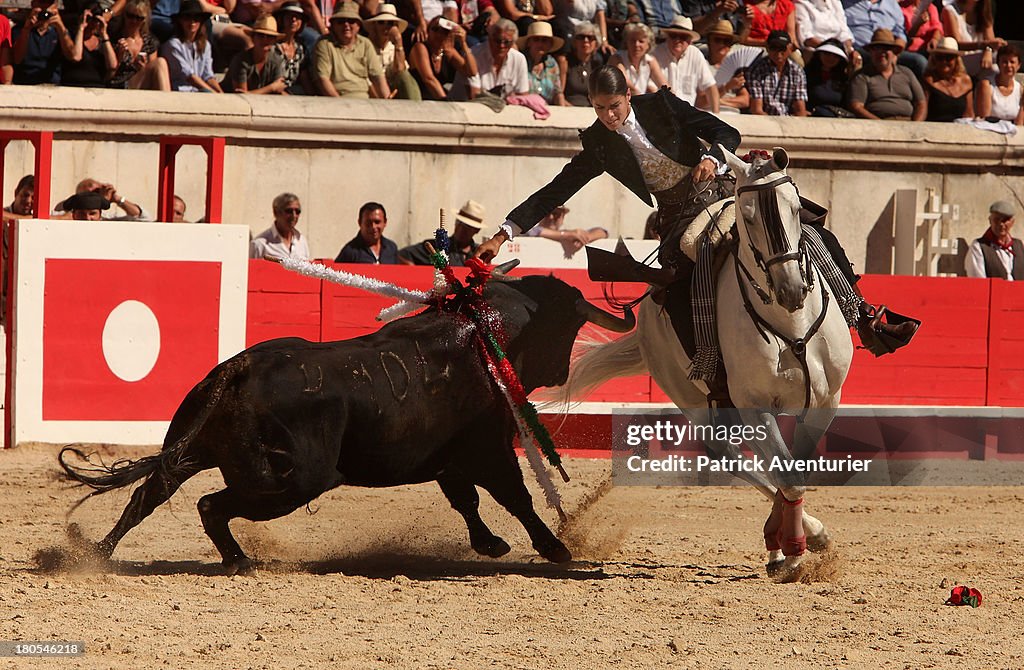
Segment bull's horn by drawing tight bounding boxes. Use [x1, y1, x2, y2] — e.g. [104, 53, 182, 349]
[576, 299, 636, 333]
[491, 259, 521, 282]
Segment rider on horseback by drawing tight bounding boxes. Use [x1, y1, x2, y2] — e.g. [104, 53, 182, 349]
[474, 65, 918, 363]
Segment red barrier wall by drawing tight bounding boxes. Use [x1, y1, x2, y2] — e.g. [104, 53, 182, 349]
[246, 262, 1024, 407]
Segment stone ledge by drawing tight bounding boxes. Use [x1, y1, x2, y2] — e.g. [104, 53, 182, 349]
[1, 85, 1021, 168]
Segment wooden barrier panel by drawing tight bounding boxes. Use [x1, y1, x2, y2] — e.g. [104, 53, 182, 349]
[246, 261, 323, 347]
[986, 280, 1024, 407]
[841, 276, 990, 406]
[245, 264, 1012, 407]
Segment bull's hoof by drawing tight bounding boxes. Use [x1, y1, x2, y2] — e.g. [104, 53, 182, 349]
[223, 556, 256, 576]
[536, 540, 572, 564]
[473, 537, 512, 559]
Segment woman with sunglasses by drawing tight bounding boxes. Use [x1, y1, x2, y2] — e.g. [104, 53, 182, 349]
[923, 37, 973, 122]
[273, 1, 310, 94]
[557, 20, 604, 106]
[108, 0, 170, 90]
[409, 15, 476, 100]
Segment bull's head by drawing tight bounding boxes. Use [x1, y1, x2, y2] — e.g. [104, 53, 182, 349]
[486, 275, 633, 393]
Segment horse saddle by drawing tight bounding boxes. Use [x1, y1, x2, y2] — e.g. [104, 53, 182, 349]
[680, 198, 736, 264]
[586, 239, 676, 286]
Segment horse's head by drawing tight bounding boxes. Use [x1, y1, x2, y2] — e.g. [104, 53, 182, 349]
[720, 146, 811, 313]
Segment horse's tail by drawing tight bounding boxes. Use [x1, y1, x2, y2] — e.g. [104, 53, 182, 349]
[542, 330, 647, 408]
[58, 358, 243, 499]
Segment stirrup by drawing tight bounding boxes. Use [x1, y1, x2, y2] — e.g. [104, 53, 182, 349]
[857, 304, 920, 357]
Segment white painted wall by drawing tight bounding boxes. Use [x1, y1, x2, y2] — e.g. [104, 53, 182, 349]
[2, 86, 1022, 274]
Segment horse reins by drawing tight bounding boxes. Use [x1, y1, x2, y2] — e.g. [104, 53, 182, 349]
[733, 174, 827, 419]
[735, 175, 815, 300]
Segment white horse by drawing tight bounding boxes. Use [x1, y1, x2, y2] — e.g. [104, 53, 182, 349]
[564, 147, 854, 579]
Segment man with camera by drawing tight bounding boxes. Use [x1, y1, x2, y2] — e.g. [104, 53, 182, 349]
[11, 0, 77, 84]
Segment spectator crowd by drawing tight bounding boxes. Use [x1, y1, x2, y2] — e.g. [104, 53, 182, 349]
[0, 0, 1019, 124]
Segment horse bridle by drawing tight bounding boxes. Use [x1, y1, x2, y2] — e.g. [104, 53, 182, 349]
[732, 173, 826, 417]
[734, 175, 814, 304]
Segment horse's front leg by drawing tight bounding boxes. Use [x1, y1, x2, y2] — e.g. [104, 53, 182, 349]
[745, 410, 808, 581]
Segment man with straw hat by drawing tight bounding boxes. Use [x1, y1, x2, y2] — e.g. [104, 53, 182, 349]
[652, 15, 719, 111]
[399, 200, 486, 266]
[848, 27, 925, 120]
[705, 19, 761, 112]
[364, 3, 422, 100]
[227, 15, 287, 94]
[313, 0, 391, 98]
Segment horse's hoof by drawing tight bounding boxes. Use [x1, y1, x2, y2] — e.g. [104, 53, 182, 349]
[765, 559, 785, 577]
[807, 528, 832, 553]
[772, 557, 806, 584]
[473, 537, 512, 558]
[536, 540, 572, 564]
[223, 556, 256, 576]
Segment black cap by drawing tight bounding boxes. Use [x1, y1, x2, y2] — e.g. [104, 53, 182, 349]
[173, 0, 211, 19]
[766, 30, 791, 49]
[62, 191, 111, 212]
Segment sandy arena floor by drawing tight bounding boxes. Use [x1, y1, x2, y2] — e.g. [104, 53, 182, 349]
[1, 443, 1022, 669]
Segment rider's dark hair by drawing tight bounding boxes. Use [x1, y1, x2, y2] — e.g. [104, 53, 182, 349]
[588, 65, 629, 99]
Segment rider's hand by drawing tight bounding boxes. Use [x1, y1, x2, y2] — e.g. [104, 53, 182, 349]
[474, 231, 508, 263]
[691, 157, 717, 183]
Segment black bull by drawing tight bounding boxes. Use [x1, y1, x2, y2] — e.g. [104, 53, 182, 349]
[60, 275, 633, 575]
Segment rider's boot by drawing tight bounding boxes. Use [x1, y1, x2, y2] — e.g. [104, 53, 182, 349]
[852, 284, 920, 357]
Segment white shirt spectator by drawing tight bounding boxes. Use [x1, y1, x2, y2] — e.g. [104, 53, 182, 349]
[988, 80, 1022, 122]
[965, 240, 1014, 280]
[616, 50, 657, 93]
[250, 226, 310, 260]
[553, 0, 607, 38]
[421, 0, 458, 23]
[462, 41, 529, 98]
[652, 42, 715, 106]
[793, 0, 853, 47]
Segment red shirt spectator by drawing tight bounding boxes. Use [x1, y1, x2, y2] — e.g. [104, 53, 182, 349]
[1, 14, 12, 84]
[746, 0, 796, 46]
[900, 0, 942, 54]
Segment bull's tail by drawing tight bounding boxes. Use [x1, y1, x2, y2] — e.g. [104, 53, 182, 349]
[543, 330, 648, 409]
[59, 357, 244, 501]
[59, 446, 176, 494]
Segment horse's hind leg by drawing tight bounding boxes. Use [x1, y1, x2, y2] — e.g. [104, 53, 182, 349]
[97, 462, 205, 559]
[437, 472, 511, 558]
